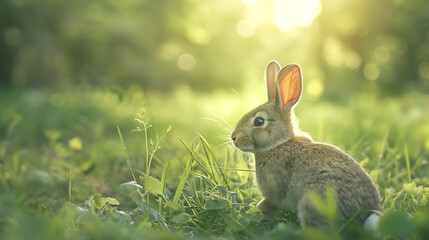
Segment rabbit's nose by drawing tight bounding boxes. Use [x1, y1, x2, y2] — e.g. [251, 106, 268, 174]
[231, 132, 237, 142]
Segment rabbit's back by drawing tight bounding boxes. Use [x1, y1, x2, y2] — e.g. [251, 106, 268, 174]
[296, 140, 381, 223]
[255, 138, 381, 224]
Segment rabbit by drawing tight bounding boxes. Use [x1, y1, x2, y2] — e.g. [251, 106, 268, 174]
[231, 61, 382, 229]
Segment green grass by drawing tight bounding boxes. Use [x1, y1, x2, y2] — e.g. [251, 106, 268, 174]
[0, 87, 428, 239]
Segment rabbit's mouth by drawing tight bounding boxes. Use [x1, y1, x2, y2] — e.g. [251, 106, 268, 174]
[232, 141, 254, 152]
[235, 146, 254, 153]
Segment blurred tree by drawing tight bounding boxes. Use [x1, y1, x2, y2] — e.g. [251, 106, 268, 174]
[0, 0, 15, 86]
[316, 0, 429, 97]
[0, 0, 428, 97]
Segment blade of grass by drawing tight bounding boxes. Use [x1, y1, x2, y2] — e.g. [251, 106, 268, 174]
[179, 138, 218, 184]
[157, 160, 170, 212]
[68, 168, 72, 202]
[339, 209, 364, 233]
[378, 128, 389, 163]
[202, 146, 228, 188]
[214, 166, 255, 172]
[195, 174, 216, 189]
[223, 150, 230, 187]
[153, 155, 164, 165]
[198, 133, 219, 166]
[181, 191, 200, 219]
[172, 156, 193, 204]
[146, 136, 167, 177]
[0, 114, 21, 159]
[173, 140, 195, 204]
[404, 145, 411, 183]
[192, 176, 203, 208]
[161, 160, 170, 193]
[133, 169, 147, 177]
[143, 120, 150, 176]
[117, 125, 136, 182]
[198, 133, 228, 187]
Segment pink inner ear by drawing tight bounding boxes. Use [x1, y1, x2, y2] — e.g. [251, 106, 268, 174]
[278, 65, 302, 108]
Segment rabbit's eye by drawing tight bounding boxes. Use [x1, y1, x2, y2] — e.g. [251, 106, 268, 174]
[254, 117, 265, 127]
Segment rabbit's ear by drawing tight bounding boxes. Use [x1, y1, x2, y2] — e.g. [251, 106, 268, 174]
[265, 60, 281, 100]
[276, 64, 303, 109]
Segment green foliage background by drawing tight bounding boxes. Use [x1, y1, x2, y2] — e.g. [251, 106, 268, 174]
[1, 0, 428, 95]
[0, 0, 429, 239]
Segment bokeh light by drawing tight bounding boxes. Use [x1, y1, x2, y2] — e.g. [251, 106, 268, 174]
[236, 20, 255, 38]
[345, 52, 362, 69]
[363, 63, 380, 81]
[307, 79, 324, 98]
[177, 54, 196, 71]
[374, 46, 391, 64]
[274, 0, 322, 31]
[418, 62, 429, 80]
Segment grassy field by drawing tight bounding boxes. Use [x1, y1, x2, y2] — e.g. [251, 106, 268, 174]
[0, 87, 428, 239]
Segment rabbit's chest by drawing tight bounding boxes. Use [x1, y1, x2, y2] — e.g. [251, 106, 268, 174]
[255, 159, 292, 206]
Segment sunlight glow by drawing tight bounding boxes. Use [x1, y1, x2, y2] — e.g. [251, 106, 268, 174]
[236, 20, 255, 38]
[241, 0, 258, 5]
[274, 0, 322, 31]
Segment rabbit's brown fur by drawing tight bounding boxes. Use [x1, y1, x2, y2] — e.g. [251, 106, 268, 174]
[231, 62, 381, 228]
